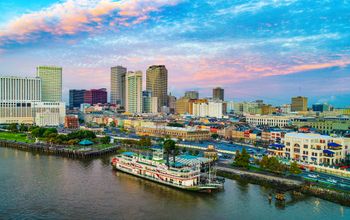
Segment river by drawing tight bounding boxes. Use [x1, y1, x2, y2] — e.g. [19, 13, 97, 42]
[0, 147, 349, 220]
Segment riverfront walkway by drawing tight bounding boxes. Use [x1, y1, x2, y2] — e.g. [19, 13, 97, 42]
[216, 165, 303, 187]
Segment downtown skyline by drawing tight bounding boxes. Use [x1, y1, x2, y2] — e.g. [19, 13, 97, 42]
[0, 0, 349, 106]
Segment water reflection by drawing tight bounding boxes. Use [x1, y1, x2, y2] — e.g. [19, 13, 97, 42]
[0, 147, 349, 220]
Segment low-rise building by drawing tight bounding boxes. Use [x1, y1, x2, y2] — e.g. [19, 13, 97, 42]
[245, 114, 297, 127]
[64, 115, 80, 129]
[268, 132, 350, 165]
[135, 125, 211, 141]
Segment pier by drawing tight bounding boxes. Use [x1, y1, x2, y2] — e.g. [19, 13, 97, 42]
[0, 140, 119, 159]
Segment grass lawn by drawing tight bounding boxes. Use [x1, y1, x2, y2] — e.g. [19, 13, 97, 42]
[0, 132, 34, 143]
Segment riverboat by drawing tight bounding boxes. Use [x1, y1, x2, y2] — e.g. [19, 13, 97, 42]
[111, 149, 224, 192]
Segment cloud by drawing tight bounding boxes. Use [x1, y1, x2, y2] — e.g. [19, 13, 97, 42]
[217, 0, 297, 16]
[0, 0, 180, 45]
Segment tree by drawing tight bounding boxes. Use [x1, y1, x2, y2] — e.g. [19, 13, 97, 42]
[211, 133, 219, 140]
[289, 161, 302, 175]
[172, 145, 180, 164]
[100, 136, 111, 144]
[163, 139, 176, 168]
[109, 121, 116, 127]
[259, 155, 269, 170]
[139, 137, 152, 147]
[43, 128, 57, 138]
[19, 124, 28, 132]
[234, 148, 250, 168]
[8, 123, 18, 133]
[182, 148, 187, 154]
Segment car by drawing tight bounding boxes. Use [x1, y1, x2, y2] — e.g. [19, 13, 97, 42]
[327, 178, 337, 184]
[307, 174, 319, 178]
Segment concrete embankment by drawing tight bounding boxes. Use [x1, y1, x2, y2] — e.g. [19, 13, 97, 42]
[216, 166, 303, 191]
[216, 165, 350, 206]
[0, 140, 119, 159]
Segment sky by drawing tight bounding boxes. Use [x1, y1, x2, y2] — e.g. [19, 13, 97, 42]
[0, 0, 349, 107]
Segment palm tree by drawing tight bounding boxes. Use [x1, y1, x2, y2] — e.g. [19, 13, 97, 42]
[172, 145, 180, 164]
[163, 139, 175, 168]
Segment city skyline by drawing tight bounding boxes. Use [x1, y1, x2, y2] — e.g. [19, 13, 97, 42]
[0, 0, 349, 106]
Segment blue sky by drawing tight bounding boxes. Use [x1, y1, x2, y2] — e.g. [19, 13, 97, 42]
[0, 0, 349, 107]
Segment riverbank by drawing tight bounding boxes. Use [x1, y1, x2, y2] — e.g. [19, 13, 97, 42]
[216, 165, 350, 206]
[0, 140, 119, 159]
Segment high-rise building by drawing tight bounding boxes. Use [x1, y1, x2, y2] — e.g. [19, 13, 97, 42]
[0, 76, 41, 101]
[111, 66, 127, 106]
[184, 91, 199, 99]
[69, 89, 86, 108]
[0, 76, 65, 125]
[146, 65, 168, 110]
[291, 96, 308, 112]
[168, 93, 177, 114]
[84, 88, 107, 105]
[213, 87, 224, 101]
[142, 90, 152, 113]
[125, 71, 143, 113]
[312, 103, 330, 112]
[175, 98, 191, 115]
[36, 66, 62, 102]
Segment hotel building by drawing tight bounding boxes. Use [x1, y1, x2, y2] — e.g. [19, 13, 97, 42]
[111, 66, 127, 106]
[268, 133, 350, 165]
[36, 66, 62, 102]
[125, 71, 143, 113]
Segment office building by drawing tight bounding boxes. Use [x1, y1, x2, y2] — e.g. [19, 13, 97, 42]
[175, 98, 191, 114]
[184, 91, 199, 99]
[146, 65, 168, 110]
[36, 66, 62, 102]
[142, 90, 153, 113]
[69, 89, 86, 108]
[125, 71, 143, 113]
[111, 66, 127, 106]
[84, 88, 107, 105]
[213, 87, 224, 101]
[192, 100, 223, 118]
[33, 102, 66, 127]
[168, 93, 177, 113]
[312, 103, 330, 112]
[291, 96, 308, 112]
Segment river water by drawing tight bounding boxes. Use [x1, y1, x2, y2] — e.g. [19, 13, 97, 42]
[0, 147, 349, 220]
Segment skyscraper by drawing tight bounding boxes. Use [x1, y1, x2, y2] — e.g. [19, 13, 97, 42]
[69, 89, 86, 108]
[36, 66, 62, 102]
[213, 87, 224, 101]
[184, 91, 199, 99]
[146, 65, 168, 110]
[84, 88, 107, 105]
[111, 66, 127, 106]
[125, 71, 143, 113]
[291, 96, 308, 112]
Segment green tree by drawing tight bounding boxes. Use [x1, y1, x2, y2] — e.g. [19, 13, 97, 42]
[259, 155, 269, 170]
[235, 148, 250, 168]
[289, 161, 302, 175]
[43, 128, 58, 138]
[109, 121, 116, 127]
[100, 136, 111, 144]
[182, 148, 187, 154]
[211, 133, 219, 140]
[19, 124, 28, 132]
[139, 137, 152, 147]
[163, 139, 176, 168]
[8, 123, 18, 133]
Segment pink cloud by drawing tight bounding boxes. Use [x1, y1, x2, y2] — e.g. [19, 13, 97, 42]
[0, 0, 180, 44]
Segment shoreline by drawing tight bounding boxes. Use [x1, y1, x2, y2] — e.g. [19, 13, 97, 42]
[0, 140, 119, 159]
[216, 165, 350, 207]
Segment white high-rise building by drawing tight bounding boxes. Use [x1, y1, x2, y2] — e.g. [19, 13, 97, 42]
[192, 101, 223, 118]
[0, 75, 65, 125]
[125, 71, 143, 113]
[36, 66, 62, 102]
[111, 66, 127, 106]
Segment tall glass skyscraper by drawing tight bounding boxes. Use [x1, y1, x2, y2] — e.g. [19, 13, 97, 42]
[146, 65, 168, 111]
[111, 66, 127, 106]
[36, 66, 62, 102]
